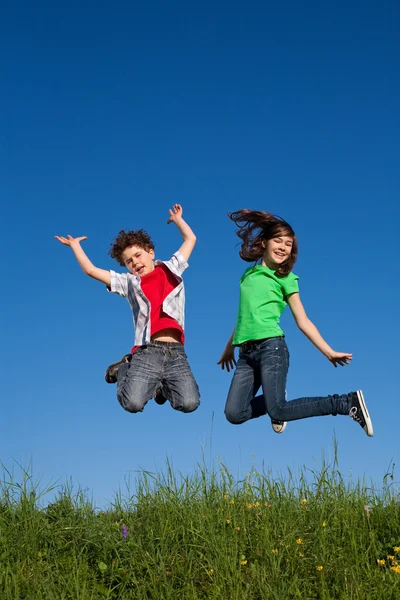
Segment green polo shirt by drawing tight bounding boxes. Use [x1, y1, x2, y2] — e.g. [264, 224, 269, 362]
[233, 265, 299, 345]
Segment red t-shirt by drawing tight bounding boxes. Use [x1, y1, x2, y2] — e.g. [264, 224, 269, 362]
[131, 264, 184, 353]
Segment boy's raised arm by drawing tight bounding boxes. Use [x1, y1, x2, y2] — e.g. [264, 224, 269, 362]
[167, 204, 197, 261]
[55, 235, 111, 286]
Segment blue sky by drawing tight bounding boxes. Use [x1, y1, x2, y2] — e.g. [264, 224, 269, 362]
[1, 0, 398, 506]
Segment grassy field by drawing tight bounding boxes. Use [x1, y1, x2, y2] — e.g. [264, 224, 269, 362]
[1, 454, 399, 599]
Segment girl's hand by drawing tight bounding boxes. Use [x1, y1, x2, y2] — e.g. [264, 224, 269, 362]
[328, 351, 352, 368]
[217, 347, 237, 372]
[167, 204, 183, 224]
[55, 235, 87, 247]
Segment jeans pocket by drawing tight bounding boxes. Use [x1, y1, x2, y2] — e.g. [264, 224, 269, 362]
[283, 345, 290, 369]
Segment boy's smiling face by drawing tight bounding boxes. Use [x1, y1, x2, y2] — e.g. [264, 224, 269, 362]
[121, 244, 155, 277]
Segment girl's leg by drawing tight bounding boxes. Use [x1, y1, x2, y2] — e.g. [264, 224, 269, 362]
[258, 337, 351, 421]
[224, 353, 265, 424]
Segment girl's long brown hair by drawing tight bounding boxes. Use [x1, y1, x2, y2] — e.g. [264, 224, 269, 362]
[229, 209, 298, 276]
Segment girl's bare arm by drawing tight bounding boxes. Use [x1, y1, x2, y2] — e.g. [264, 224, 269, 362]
[217, 329, 237, 372]
[287, 293, 352, 367]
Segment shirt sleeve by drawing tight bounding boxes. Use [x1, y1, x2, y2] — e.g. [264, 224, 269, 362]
[281, 273, 299, 299]
[108, 270, 129, 298]
[164, 251, 189, 276]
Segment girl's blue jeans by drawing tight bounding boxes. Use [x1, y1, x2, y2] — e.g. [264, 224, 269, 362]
[224, 337, 351, 424]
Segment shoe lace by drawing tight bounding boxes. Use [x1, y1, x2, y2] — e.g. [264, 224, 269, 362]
[349, 406, 362, 424]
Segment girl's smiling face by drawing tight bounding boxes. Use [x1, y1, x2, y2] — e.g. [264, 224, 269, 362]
[262, 235, 294, 269]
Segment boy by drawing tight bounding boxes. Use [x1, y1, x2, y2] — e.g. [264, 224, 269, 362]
[55, 204, 200, 415]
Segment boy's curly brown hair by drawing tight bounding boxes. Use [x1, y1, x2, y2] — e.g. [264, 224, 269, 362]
[109, 229, 155, 266]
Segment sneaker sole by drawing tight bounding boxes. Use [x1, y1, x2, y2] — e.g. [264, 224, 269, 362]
[104, 372, 117, 384]
[271, 421, 287, 434]
[357, 390, 374, 437]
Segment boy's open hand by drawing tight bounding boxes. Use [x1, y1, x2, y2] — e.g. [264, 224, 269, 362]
[55, 235, 87, 246]
[167, 204, 183, 224]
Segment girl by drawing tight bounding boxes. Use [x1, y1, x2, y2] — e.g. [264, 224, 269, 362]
[217, 209, 373, 437]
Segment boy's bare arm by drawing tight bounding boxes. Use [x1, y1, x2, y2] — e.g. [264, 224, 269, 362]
[167, 204, 197, 261]
[54, 235, 111, 286]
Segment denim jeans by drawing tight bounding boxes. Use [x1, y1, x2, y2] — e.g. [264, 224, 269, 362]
[224, 337, 352, 424]
[117, 341, 200, 414]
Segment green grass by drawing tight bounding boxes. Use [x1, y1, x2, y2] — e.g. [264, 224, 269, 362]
[1, 453, 400, 599]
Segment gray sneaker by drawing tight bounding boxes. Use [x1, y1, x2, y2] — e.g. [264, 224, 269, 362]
[271, 420, 287, 434]
[154, 384, 167, 405]
[104, 354, 132, 384]
[349, 390, 373, 437]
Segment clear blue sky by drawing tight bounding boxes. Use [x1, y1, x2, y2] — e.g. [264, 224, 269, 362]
[1, 0, 398, 506]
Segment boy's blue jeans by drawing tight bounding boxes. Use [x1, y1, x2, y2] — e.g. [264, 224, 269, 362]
[224, 337, 351, 424]
[117, 341, 200, 414]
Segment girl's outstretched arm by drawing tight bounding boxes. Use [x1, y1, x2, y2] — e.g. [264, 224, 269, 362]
[55, 235, 111, 286]
[287, 293, 352, 368]
[167, 204, 197, 261]
[217, 329, 237, 372]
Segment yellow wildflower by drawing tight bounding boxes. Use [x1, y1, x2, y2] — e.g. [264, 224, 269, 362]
[271, 549, 278, 554]
[223, 494, 228, 500]
[316, 565, 324, 571]
[254, 501, 260, 507]
[393, 547, 400, 553]
[226, 519, 231, 525]
[390, 565, 400, 573]
[377, 559, 385, 566]
[264, 502, 272, 508]
[207, 569, 214, 575]
[296, 538, 304, 545]
[387, 555, 395, 561]
[247, 503, 253, 509]
[234, 526, 241, 531]
[300, 498, 307, 504]
[230, 499, 235, 505]
[240, 560, 248, 565]
[322, 521, 327, 527]
[298, 552, 305, 557]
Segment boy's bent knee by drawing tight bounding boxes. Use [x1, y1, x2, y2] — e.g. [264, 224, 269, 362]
[177, 396, 200, 413]
[123, 403, 144, 414]
[117, 392, 146, 414]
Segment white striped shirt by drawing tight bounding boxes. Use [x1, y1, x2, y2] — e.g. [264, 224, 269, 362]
[108, 251, 188, 346]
